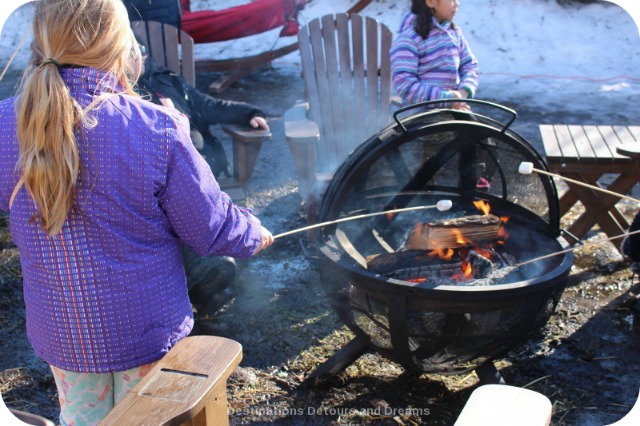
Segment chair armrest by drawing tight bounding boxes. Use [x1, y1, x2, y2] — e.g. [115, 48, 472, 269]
[100, 336, 242, 426]
[221, 124, 271, 143]
[284, 100, 320, 143]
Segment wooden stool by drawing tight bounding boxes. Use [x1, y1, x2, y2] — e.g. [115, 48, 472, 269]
[540, 124, 640, 252]
[455, 384, 552, 426]
[100, 336, 242, 426]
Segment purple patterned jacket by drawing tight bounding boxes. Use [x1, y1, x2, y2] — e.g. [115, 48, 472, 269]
[0, 67, 263, 373]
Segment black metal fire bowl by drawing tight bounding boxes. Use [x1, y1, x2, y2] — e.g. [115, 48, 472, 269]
[307, 100, 574, 384]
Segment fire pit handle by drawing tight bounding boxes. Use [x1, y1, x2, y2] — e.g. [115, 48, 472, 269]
[393, 99, 518, 134]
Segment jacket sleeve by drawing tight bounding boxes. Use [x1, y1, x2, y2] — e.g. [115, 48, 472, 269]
[390, 35, 454, 105]
[456, 29, 479, 98]
[157, 114, 262, 258]
[186, 84, 265, 127]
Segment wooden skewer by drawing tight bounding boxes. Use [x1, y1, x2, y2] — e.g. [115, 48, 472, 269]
[519, 162, 640, 204]
[515, 229, 640, 268]
[273, 200, 453, 240]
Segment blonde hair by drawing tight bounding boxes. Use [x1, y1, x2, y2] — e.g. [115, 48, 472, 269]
[12, 0, 142, 235]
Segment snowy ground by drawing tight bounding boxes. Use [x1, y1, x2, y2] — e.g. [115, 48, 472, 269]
[3, 0, 640, 122]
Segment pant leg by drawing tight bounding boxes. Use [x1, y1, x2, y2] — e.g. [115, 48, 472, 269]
[50, 361, 159, 425]
[112, 361, 158, 404]
[50, 366, 114, 426]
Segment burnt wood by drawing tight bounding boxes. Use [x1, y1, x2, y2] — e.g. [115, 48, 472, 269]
[366, 249, 450, 274]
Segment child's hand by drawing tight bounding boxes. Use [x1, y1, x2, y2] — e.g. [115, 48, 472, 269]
[451, 90, 471, 111]
[250, 116, 270, 131]
[253, 226, 274, 254]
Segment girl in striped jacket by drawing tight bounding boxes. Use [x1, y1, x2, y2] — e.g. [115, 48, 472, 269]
[390, 0, 479, 110]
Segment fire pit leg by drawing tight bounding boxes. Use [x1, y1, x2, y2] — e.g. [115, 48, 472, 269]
[305, 335, 369, 387]
[475, 361, 506, 385]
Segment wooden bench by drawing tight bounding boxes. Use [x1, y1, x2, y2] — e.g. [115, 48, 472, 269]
[100, 336, 242, 426]
[540, 124, 640, 251]
[455, 384, 552, 426]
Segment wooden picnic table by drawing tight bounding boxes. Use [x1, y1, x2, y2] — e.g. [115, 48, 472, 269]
[540, 124, 640, 252]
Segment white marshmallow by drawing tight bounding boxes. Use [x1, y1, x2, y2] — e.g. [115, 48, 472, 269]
[519, 162, 534, 175]
[436, 199, 453, 211]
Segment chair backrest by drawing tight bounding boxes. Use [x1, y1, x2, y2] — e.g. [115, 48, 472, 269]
[298, 13, 393, 174]
[131, 20, 196, 86]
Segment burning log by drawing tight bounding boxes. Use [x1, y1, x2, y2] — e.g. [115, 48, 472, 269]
[366, 250, 457, 275]
[405, 214, 502, 250]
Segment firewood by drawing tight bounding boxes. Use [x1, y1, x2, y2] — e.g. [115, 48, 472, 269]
[366, 250, 460, 274]
[405, 214, 502, 250]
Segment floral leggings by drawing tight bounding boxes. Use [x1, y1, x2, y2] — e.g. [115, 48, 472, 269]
[50, 362, 156, 426]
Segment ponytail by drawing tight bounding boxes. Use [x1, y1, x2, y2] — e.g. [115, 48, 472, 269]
[12, 0, 142, 235]
[13, 60, 81, 234]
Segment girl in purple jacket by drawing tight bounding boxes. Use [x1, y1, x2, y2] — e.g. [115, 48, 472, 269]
[390, 0, 479, 110]
[0, 0, 273, 424]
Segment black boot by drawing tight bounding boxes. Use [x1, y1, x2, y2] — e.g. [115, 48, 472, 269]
[182, 246, 237, 318]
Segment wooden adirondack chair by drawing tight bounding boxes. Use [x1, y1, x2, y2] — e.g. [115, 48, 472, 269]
[131, 21, 271, 204]
[284, 13, 394, 206]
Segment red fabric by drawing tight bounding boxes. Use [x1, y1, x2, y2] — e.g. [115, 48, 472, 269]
[180, 0, 304, 44]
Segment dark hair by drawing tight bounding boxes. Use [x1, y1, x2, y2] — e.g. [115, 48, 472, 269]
[411, 0, 432, 39]
[410, 0, 455, 40]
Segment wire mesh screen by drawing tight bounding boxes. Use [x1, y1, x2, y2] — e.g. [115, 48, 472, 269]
[319, 108, 558, 234]
[314, 103, 572, 375]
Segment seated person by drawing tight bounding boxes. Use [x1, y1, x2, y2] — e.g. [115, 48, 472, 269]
[136, 45, 269, 321]
[136, 46, 268, 177]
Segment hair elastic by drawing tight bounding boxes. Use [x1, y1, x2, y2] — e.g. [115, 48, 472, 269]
[41, 58, 61, 68]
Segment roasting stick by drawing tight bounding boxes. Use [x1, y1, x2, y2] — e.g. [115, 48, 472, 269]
[273, 200, 453, 239]
[518, 162, 640, 204]
[515, 229, 640, 268]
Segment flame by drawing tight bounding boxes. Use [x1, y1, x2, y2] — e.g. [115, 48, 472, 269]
[498, 226, 510, 241]
[406, 277, 426, 283]
[452, 262, 473, 282]
[462, 261, 473, 279]
[452, 228, 473, 246]
[473, 200, 491, 215]
[474, 246, 494, 259]
[428, 248, 454, 261]
[500, 216, 510, 223]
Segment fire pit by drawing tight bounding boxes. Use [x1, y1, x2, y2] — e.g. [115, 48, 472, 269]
[309, 100, 573, 384]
